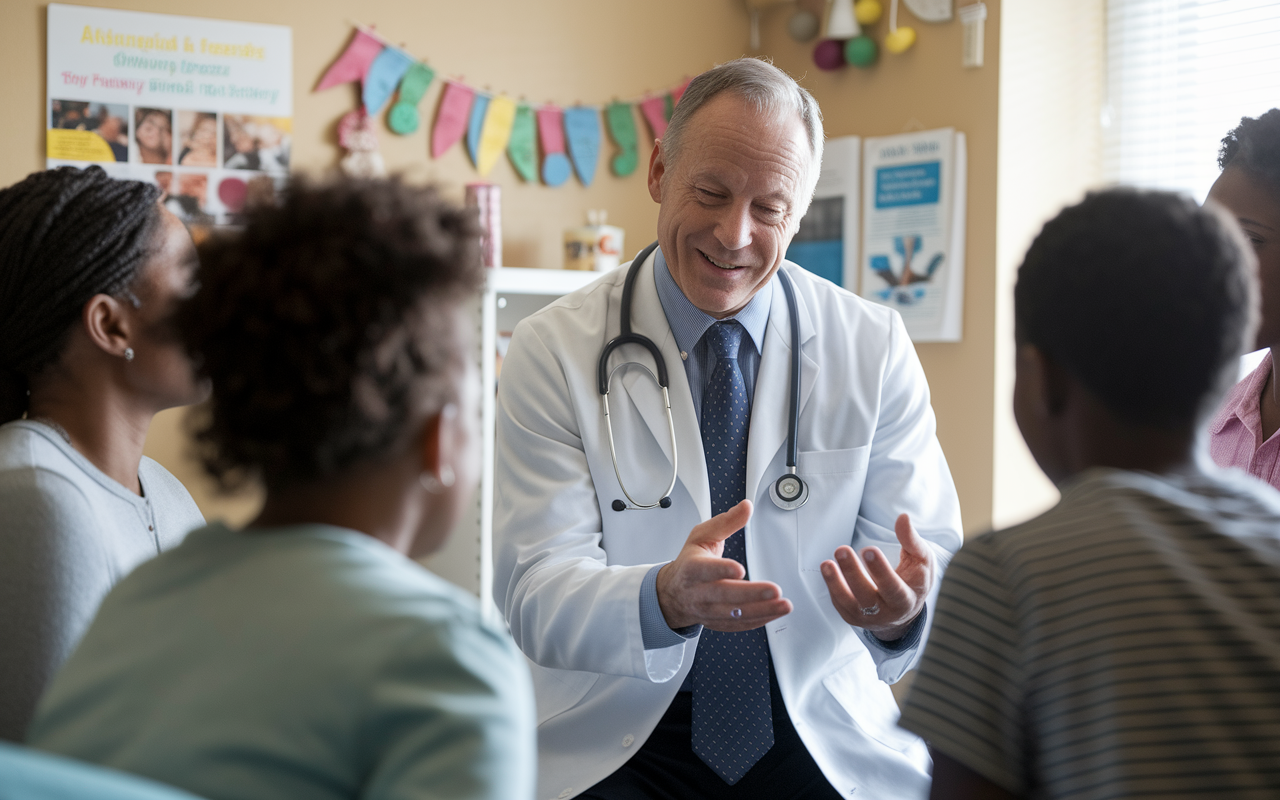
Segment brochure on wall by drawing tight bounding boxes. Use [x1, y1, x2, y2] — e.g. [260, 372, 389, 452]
[786, 135, 860, 289]
[46, 4, 292, 226]
[859, 128, 967, 342]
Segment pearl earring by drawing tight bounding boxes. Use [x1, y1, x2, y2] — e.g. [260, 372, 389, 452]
[439, 465, 455, 488]
[419, 473, 442, 494]
[123, 347, 135, 362]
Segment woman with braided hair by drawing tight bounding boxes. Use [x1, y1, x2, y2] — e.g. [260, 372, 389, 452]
[0, 165, 205, 742]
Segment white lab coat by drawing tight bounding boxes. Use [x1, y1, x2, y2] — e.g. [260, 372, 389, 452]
[494, 250, 963, 800]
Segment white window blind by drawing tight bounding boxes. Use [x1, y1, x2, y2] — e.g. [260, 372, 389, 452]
[1103, 0, 1280, 200]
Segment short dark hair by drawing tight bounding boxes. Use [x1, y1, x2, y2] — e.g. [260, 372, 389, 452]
[1015, 188, 1256, 428]
[179, 176, 483, 492]
[0, 166, 162, 422]
[1218, 109, 1280, 197]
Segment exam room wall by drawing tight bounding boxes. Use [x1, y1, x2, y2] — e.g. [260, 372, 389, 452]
[0, 0, 753, 523]
[757, 1, 1003, 533]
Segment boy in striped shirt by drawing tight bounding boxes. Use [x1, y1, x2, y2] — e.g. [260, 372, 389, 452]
[900, 189, 1280, 799]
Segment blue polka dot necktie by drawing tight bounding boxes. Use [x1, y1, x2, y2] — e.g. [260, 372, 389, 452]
[691, 320, 774, 785]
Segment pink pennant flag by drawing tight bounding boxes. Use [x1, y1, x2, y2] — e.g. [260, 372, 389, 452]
[639, 96, 668, 139]
[670, 78, 691, 107]
[315, 28, 384, 92]
[431, 81, 475, 159]
[537, 105, 571, 187]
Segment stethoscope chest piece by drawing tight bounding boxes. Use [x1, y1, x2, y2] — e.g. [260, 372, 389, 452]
[769, 472, 809, 510]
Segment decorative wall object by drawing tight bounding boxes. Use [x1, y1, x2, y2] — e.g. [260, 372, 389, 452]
[315, 24, 693, 187]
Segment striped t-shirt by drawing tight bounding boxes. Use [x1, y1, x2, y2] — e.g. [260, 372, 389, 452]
[899, 467, 1280, 799]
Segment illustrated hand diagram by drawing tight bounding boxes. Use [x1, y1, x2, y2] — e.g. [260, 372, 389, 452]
[871, 235, 944, 288]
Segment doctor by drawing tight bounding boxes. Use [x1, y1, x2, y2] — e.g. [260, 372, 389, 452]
[494, 58, 962, 800]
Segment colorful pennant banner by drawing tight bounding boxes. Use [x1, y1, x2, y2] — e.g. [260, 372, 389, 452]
[315, 24, 693, 187]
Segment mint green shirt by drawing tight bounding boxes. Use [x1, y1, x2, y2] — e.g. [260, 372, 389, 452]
[29, 523, 535, 800]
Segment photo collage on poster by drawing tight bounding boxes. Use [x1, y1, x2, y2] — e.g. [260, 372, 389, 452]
[49, 101, 290, 225]
[46, 5, 293, 227]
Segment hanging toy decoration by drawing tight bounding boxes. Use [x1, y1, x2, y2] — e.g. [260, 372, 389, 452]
[788, 9, 820, 42]
[845, 34, 878, 67]
[387, 62, 435, 135]
[824, 0, 860, 38]
[813, 38, 846, 70]
[884, 0, 918, 54]
[854, 0, 883, 24]
[639, 95, 668, 139]
[315, 28, 383, 91]
[337, 109, 386, 178]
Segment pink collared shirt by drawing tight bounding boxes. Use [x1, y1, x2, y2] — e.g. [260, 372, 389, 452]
[1209, 351, 1280, 489]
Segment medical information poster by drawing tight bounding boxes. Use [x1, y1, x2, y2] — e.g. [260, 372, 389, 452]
[46, 4, 292, 226]
[859, 128, 967, 342]
[787, 135, 860, 289]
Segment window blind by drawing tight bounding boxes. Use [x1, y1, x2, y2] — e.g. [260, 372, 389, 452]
[1103, 0, 1280, 200]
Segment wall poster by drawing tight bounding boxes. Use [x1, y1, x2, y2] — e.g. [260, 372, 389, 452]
[46, 4, 292, 226]
[787, 135, 860, 289]
[860, 128, 967, 342]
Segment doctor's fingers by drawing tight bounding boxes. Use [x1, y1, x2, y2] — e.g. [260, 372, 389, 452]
[827, 548, 884, 615]
[857, 547, 917, 611]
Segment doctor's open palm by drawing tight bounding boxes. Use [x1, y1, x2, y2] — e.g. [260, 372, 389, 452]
[821, 513, 936, 642]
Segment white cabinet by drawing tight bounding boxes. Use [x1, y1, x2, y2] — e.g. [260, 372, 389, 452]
[422, 267, 602, 620]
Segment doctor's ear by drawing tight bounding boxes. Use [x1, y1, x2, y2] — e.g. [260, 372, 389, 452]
[647, 141, 665, 204]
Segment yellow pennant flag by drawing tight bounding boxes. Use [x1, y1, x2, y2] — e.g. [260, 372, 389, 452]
[476, 95, 517, 177]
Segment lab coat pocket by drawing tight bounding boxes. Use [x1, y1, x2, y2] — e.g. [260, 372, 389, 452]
[530, 662, 600, 726]
[796, 445, 871, 572]
[822, 654, 922, 754]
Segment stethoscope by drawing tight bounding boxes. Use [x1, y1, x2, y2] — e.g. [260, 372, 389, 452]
[598, 241, 809, 513]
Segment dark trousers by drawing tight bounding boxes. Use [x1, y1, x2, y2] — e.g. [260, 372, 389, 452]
[579, 668, 843, 800]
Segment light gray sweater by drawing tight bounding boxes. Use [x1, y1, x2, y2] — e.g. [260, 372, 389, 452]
[0, 420, 204, 742]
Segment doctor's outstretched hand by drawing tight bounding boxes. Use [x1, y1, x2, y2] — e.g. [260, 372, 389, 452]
[820, 513, 936, 642]
[655, 500, 793, 633]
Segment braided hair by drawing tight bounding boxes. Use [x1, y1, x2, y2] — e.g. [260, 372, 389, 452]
[1218, 109, 1280, 197]
[0, 166, 161, 422]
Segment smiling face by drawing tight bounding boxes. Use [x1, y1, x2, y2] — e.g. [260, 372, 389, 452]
[136, 112, 169, 152]
[1208, 165, 1280, 350]
[648, 93, 813, 318]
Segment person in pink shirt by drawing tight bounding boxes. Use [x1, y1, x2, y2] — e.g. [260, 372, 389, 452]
[1207, 109, 1280, 487]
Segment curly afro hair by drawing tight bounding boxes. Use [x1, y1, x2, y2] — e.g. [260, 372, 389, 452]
[1218, 109, 1280, 197]
[1015, 188, 1256, 429]
[179, 176, 483, 492]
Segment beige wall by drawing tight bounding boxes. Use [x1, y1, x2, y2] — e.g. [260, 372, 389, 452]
[992, 0, 1105, 529]
[757, 1, 1003, 533]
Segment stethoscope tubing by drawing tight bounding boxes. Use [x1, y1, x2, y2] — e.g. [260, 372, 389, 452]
[598, 241, 804, 511]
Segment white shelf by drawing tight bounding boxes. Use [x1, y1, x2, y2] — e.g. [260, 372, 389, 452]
[488, 267, 602, 296]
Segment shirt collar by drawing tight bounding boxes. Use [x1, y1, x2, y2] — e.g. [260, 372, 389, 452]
[1210, 351, 1272, 435]
[653, 247, 773, 356]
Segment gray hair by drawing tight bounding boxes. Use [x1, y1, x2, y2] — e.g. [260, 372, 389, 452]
[661, 58, 825, 204]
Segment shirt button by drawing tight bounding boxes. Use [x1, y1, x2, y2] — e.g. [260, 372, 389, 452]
[622, 734, 634, 747]
[148, 525, 154, 531]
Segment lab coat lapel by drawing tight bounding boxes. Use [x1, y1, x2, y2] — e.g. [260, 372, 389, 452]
[745, 267, 818, 508]
[615, 254, 712, 521]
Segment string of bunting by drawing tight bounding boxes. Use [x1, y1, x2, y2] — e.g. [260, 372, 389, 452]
[315, 24, 693, 186]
